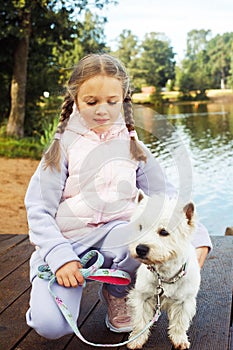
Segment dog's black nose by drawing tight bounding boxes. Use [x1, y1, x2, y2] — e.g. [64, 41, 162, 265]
[136, 244, 149, 258]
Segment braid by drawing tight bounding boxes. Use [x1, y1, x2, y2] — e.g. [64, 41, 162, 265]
[123, 91, 147, 162]
[59, 94, 74, 123]
[43, 93, 74, 171]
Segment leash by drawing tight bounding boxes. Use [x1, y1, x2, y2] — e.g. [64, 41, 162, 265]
[38, 250, 131, 287]
[38, 250, 162, 347]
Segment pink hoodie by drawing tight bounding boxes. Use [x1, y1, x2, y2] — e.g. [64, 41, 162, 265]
[55, 109, 139, 241]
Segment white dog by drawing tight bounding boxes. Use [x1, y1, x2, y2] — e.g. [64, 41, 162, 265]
[127, 191, 201, 349]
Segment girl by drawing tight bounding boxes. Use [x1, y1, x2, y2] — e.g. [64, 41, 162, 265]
[25, 53, 212, 339]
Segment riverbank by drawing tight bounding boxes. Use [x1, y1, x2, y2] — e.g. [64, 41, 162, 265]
[0, 157, 39, 234]
[132, 88, 233, 104]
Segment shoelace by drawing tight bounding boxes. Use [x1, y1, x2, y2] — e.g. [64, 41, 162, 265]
[38, 250, 161, 347]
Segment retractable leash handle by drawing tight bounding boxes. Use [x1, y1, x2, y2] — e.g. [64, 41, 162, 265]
[38, 250, 161, 347]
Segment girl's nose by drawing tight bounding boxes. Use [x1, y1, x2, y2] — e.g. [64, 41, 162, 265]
[95, 104, 108, 115]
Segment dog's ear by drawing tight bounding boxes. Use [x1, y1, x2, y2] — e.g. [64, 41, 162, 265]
[183, 202, 194, 225]
[135, 189, 145, 204]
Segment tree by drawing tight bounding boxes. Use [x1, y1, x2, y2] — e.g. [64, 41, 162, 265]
[113, 30, 139, 66]
[178, 30, 212, 97]
[112, 30, 141, 90]
[206, 33, 233, 88]
[56, 10, 107, 86]
[135, 32, 175, 89]
[0, 1, 31, 137]
[186, 29, 212, 58]
[0, 0, 117, 137]
[227, 40, 233, 88]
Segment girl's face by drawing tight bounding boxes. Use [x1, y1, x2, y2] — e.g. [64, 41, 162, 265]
[77, 75, 123, 134]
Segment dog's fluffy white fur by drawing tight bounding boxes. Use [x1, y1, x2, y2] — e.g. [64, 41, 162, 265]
[127, 191, 201, 349]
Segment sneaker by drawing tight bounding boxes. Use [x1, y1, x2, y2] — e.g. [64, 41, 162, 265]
[99, 285, 132, 333]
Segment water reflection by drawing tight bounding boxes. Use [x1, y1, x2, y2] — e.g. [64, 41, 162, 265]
[134, 103, 233, 236]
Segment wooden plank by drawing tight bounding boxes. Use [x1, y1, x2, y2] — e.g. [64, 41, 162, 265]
[0, 260, 31, 313]
[0, 289, 72, 350]
[188, 236, 232, 349]
[9, 282, 102, 350]
[0, 234, 27, 255]
[66, 298, 124, 350]
[0, 290, 31, 350]
[121, 313, 172, 350]
[0, 238, 34, 281]
[13, 331, 72, 350]
[0, 234, 17, 242]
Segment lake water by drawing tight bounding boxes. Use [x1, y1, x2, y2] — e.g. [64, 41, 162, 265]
[133, 102, 233, 236]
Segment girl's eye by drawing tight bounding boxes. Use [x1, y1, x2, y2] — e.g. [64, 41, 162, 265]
[86, 101, 97, 106]
[108, 101, 117, 105]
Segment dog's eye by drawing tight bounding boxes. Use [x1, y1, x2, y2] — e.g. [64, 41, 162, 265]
[139, 224, 142, 231]
[159, 228, 169, 236]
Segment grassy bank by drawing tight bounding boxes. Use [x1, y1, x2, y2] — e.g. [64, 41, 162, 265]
[132, 89, 233, 104]
[0, 137, 44, 159]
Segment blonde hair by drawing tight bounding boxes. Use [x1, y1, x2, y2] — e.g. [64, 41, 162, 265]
[44, 53, 147, 170]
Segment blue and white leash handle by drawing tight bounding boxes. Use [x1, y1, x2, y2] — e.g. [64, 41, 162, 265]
[38, 250, 131, 287]
[38, 250, 161, 347]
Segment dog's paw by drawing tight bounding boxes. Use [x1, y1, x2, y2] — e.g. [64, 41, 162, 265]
[170, 334, 190, 349]
[127, 337, 144, 349]
[127, 332, 148, 349]
[173, 341, 190, 349]
[127, 341, 143, 349]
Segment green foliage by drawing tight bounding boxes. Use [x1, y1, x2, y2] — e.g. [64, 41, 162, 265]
[39, 115, 59, 148]
[24, 94, 62, 140]
[149, 89, 163, 107]
[227, 47, 233, 88]
[136, 32, 175, 88]
[0, 136, 43, 159]
[113, 31, 176, 91]
[114, 30, 139, 66]
[112, 30, 142, 90]
[186, 29, 212, 58]
[56, 10, 108, 86]
[207, 32, 233, 88]
[0, 0, 31, 39]
[177, 29, 233, 97]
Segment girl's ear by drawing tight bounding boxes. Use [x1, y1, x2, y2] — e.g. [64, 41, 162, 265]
[135, 189, 145, 204]
[183, 202, 195, 225]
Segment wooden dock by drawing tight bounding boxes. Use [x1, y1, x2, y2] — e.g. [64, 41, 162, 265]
[0, 234, 232, 350]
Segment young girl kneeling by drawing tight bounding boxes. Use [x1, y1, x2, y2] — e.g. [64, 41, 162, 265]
[25, 53, 212, 339]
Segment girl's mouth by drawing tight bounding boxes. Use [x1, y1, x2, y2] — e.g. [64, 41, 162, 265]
[94, 119, 110, 125]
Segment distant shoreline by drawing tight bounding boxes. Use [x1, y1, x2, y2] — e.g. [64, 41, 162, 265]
[132, 89, 233, 104]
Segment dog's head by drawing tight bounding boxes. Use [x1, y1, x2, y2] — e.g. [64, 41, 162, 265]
[129, 190, 195, 265]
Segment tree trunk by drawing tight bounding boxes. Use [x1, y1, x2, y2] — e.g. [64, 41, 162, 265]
[6, 35, 29, 138]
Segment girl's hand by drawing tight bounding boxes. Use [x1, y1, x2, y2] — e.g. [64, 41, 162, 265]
[55, 261, 84, 287]
[196, 246, 209, 268]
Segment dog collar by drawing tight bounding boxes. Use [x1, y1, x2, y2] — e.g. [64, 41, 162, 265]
[147, 262, 187, 284]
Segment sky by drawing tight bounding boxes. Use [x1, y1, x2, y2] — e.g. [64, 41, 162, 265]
[93, 0, 233, 60]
